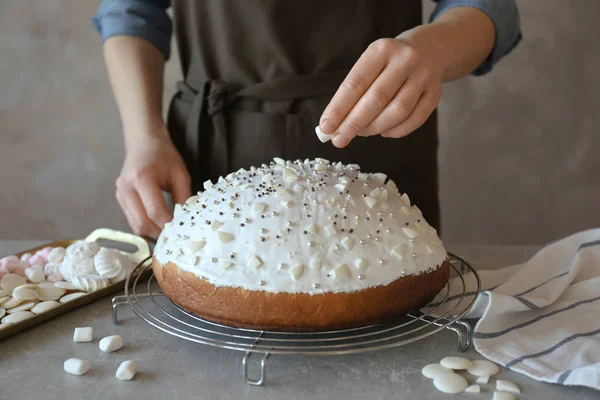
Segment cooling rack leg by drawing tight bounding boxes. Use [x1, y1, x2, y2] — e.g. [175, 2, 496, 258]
[242, 352, 271, 386]
[111, 295, 128, 325]
[448, 320, 472, 352]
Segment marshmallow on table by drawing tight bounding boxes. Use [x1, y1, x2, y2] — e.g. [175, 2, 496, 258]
[73, 327, 93, 343]
[464, 385, 481, 394]
[99, 335, 123, 353]
[476, 375, 490, 384]
[64, 358, 90, 376]
[116, 360, 137, 381]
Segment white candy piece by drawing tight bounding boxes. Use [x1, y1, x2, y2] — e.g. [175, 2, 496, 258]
[493, 392, 516, 400]
[116, 360, 137, 381]
[73, 327, 94, 343]
[0, 309, 5, 318]
[54, 281, 77, 290]
[476, 375, 490, 384]
[7, 301, 36, 313]
[38, 285, 67, 300]
[464, 385, 481, 394]
[1, 274, 27, 292]
[25, 267, 46, 283]
[2, 311, 34, 324]
[433, 373, 468, 394]
[31, 301, 59, 314]
[47, 247, 66, 264]
[12, 287, 38, 301]
[440, 356, 474, 370]
[467, 360, 500, 377]
[99, 335, 124, 353]
[2, 297, 24, 309]
[59, 292, 87, 303]
[64, 358, 90, 376]
[0, 296, 9, 305]
[315, 125, 331, 143]
[0, 289, 9, 296]
[496, 380, 521, 394]
[289, 264, 304, 281]
[421, 363, 454, 379]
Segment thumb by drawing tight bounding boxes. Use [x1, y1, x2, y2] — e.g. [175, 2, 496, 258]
[170, 167, 192, 206]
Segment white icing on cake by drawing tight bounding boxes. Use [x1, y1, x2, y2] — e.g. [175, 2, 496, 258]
[155, 158, 447, 294]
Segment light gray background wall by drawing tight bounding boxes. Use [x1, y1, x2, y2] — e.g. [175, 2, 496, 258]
[1, 1, 598, 244]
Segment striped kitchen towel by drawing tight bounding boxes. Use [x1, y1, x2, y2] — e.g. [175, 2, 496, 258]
[425, 228, 600, 390]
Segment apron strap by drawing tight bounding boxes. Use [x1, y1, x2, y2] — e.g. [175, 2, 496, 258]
[175, 69, 349, 181]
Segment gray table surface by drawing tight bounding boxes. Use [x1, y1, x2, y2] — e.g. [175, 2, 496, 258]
[0, 241, 597, 400]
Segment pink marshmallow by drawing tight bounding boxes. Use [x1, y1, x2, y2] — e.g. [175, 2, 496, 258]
[28, 254, 45, 266]
[13, 267, 26, 277]
[0, 264, 9, 275]
[38, 247, 53, 259]
[4, 259, 20, 273]
[47, 273, 63, 282]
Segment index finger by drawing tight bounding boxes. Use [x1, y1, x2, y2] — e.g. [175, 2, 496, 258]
[319, 44, 387, 135]
[136, 177, 173, 227]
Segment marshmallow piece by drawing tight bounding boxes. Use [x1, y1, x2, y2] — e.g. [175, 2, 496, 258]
[116, 360, 137, 381]
[64, 358, 90, 376]
[210, 220, 223, 231]
[12, 287, 38, 301]
[433, 373, 468, 394]
[220, 261, 234, 270]
[332, 264, 351, 280]
[467, 360, 500, 377]
[323, 224, 337, 237]
[99, 335, 124, 353]
[306, 224, 319, 235]
[273, 157, 285, 165]
[73, 327, 94, 343]
[187, 240, 206, 254]
[252, 203, 266, 214]
[476, 375, 490, 384]
[47, 247, 66, 264]
[354, 258, 368, 271]
[309, 259, 322, 270]
[402, 227, 419, 239]
[20, 253, 33, 262]
[247, 255, 263, 269]
[31, 301, 59, 314]
[2, 311, 34, 324]
[440, 357, 474, 370]
[315, 125, 331, 143]
[203, 180, 213, 189]
[1, 273, 27, 292]
[217, 231, 235, 244]
[334, 183, 347, 192]
[496, 380, 521, 394]
[493, 393, 516, 400]
[421, 363, 454, 379]
[340, 237, 354, 251]
[391, 244, 407, 260]
[7, 301, 36, 313]
[25, 267, 45, 283]
[315, 162, 328, 172]
[277, 188, 292, 197]
[372, 173, 387, 184]
[289, 264, 304, 281]
[464, 385, 481, 394]
[173, 203, 183, 216]
[363, 196, 377, 209]
[185, 195, 199, 206]
[59, 292, 87, 303]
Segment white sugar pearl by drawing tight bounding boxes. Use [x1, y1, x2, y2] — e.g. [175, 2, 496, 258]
[464, 384, 481, 393]
[25, 267, 46, 283]
[467, 359, 500, 377]
[496, 380, 521, 394]
[433, 373, 468, 394]
[421, 363, 453, 379]
[64, 358, 90, 376]
[99, 335, 123, 352]
[440, 356, 473, 370]
[31, 301, 59, 314]
[2, 311, 34, 324]
[476, 375, 490, 384]
[1, 274, 27, 292]
[73, 327, 93, 343]
[12, 287, 38, 301]
[115, 360, 137, 380]
[493, 392, 516, 400]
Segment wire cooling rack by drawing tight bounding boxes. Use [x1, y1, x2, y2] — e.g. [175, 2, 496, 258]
[112, 253, 480, 386]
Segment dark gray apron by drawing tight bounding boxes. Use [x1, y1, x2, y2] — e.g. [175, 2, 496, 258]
[167, 0, 441, 230]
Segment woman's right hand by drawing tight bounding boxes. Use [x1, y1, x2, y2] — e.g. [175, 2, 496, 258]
[115, 126, 191, 240]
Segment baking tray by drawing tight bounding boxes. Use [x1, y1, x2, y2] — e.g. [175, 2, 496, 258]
[0, 228, 151, 341]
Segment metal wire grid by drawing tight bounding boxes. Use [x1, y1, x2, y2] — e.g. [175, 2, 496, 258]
[112, 253, 480, 385]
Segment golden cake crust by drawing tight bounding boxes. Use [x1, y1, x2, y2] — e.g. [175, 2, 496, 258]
[153, 257, 450, 331]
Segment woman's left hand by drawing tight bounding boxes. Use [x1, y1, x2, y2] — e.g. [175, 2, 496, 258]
[319, 36, 444, 148]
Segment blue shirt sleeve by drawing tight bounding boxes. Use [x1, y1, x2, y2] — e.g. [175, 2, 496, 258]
[430, 0, 522, 75]
[91, 0, 172, 60]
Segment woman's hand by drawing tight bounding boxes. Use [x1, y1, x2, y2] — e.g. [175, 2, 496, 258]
[116, 126, 191, 240]
[319, 35, 444, 147]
